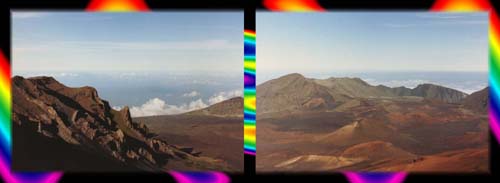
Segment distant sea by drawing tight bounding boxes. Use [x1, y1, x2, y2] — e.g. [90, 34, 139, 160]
[13, 71, 242, 116]
[13, 70, 488, 116]
[258, 71, 488, 94]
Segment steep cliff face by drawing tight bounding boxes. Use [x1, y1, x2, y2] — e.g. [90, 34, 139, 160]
[12, 76, 228, 171]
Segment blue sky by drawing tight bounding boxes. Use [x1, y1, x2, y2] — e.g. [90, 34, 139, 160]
[257, 12, 488, 75]
[12, 12, 243, 73]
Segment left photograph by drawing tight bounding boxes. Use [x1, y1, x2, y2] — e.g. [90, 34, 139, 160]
[11, 12, 243, 172]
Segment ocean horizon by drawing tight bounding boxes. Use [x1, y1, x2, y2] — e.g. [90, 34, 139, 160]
[13, 70, 242, 117]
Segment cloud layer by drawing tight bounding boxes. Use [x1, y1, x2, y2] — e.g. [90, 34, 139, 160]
[118, 98, 208, 117]
[117, 89, 242, 117]
[208, 90, 243, 105]
[12, 12, 48, 19]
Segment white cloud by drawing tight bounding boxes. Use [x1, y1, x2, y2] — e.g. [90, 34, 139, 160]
[187, 99, 208, 109]
[208, 90, 242, 105]
[123, 98, 209, 117]
[12, 71, 79, 78]
[12, 12, 48, 19]
[14, 39, 239, 53]
[415, 13, 465, 19]
[59, 73, 79, 77]
[429, 20, 488, 25]
[113, 89, 243, 117]
[384, 13, 488, 28]
[382, 20, 487, 28]
[363, 78, 488, 94]
[364, 78, 430, 89]
[182, 91, 200, 97]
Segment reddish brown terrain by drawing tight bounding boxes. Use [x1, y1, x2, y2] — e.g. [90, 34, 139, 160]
[256, 73, 489, 172]
[12, 76, 241, 172]
[136, 97, 243, 172]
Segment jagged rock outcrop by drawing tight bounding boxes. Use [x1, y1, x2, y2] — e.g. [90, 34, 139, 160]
[12, 76, 228, 171]
[411, 84, 468, 103]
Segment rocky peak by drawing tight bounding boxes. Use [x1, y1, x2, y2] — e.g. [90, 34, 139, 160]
[412, 83, 468, 103]
[257, 73, 337, 114]
[26, 76, 60, 85]
[12, 75, 26, 83]
[327, 77, 369, 86]
[12, 76, 219, 171]
[119, 106, 133, 127]
[257, 74, 472, 114]
[280, 73, 306, 80]
[272, 73, 310, 86]
[188, 97, 243, 117]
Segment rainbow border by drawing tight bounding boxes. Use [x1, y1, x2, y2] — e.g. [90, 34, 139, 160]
[1, 0, 499, 183]
[487, 8, 500, 145]
[244, 30, 256, 156]
[169, 171, 230, 183]
[86, 0, 150, 12]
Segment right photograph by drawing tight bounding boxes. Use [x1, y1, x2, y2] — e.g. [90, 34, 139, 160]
[256, 12, 489, 172]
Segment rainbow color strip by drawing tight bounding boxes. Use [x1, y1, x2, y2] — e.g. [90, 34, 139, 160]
[490, 9, 500, 144]
[344, 172, 407, 183]
[0, 51, 10, 162]
[86, 0, 150, 12]
[431, 0, 492, 12]
[244, 30, 256, 155]
[1, 1, 498, 182]
[0, 51, 63, 183]
[169, 171, 230, 183]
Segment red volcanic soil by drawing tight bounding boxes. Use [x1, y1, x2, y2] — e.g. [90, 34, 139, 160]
[378, 148, 489, 172]
[256, 75, 489, 173]
[341, 141, 416, 160]
[135, 98, 244, 172]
